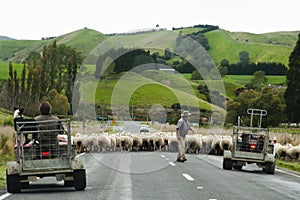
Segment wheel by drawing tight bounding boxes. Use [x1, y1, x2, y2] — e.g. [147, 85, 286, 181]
[6, 170, 21, 193]
[21, 182, 30, 189]
[73, 169, 86, 191]
[265, 162, 275, 174]
[223, 158, 232, 170]
[233, 165, 243, 170]
[64, 180, 74, 187]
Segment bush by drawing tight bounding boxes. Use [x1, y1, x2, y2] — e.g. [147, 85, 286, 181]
[3, 118, 13, 126]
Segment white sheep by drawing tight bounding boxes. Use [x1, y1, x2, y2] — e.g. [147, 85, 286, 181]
[98, 134, 111, 152]
[286, 146, 300, 161]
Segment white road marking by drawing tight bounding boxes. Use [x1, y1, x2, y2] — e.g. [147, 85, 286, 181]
[182, 173, 194, 181]
[161, 154, 166, 158]
[276, 169, 300, 178]
[169, 162, 176, 166]
[165, 158, 169, 161]
[0, 193, 11, 200]
[196, 186, 203, 190]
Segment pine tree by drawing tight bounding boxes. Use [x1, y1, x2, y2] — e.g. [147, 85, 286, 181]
[284, 33, 300, 123]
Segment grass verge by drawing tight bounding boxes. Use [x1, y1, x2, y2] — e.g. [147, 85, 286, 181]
[276, 159, 300, 173]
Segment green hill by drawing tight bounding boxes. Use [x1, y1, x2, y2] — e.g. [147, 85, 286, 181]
[0, 28, 107, 63]
[205, 29, 297, 66]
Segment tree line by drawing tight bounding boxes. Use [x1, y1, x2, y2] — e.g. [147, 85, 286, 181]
[0, 41, 82, 116]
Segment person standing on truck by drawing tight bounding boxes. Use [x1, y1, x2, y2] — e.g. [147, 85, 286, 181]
[176, 110, 194, 162]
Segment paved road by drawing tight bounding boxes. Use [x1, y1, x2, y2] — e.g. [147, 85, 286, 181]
[2, 152, 300, 200]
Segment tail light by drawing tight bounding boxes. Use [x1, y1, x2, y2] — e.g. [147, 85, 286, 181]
[250, 144, 256, 149]
[42, 151, 50, 157]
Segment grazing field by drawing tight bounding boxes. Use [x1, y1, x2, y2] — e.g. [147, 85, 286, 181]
[0, 62, 24, 79]
[205, 29, 295, 66]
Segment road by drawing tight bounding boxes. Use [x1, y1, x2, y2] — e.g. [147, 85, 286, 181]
[1, 152, 300, 200]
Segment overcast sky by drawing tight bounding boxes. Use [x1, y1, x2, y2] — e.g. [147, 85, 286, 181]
[1, 0, 300, 40]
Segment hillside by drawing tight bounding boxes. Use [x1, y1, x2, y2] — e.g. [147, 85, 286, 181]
[205, 29, 297, 66]
[0, 28, 107, 63]
[0, 27, 298, 65]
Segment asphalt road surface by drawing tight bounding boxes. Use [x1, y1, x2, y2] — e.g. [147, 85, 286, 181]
[1, 152, 300, 200]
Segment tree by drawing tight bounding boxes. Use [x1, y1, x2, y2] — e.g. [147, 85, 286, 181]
[285, 33, 300, 123]
[247, 71, 268, 91]
[191, 70, 203, 80]
[220, 59, 230, 67]
[43, 89, 70, 115]
[164, 48, 172, 60]
[239, 51, 249, 67]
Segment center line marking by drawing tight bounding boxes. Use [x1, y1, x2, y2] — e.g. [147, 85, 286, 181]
[169, 162, 176, 166]
[161, 155, 166, 158]
[182, 173, 194, 181]
[0, 193, 11, 200]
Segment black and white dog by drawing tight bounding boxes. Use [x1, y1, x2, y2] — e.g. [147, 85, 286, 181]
[13, 107, 38, 145]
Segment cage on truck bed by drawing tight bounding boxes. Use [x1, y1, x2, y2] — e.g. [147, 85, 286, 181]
[6, 119, 86, 193]
[223, 108, 276, 174]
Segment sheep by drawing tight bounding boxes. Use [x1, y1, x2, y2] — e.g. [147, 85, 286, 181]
[219, 136, 232, 152]
[286, 146, 300, 161]
[73, 133, 88, 153]
[141, 134, 154, 151]
[210, 136, 222, 155]
[153, 134, 164, 151]
[186, 135, 201, 154]
[87, 134, 99, 152]
[109, 135, 117, 151]
[98, 134, 111, 152]
[132, 134, 143, 151]
[120, 134, 133, 152]
[275, 143, 292, 160]
[201, 135, 214, 154]
[167, 134, 178, 152]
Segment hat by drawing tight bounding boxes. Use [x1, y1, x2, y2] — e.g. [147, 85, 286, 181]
[181, 110, 191, 117]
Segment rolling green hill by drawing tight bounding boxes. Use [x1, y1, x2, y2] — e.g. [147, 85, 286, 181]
[205, 29, 297, 66]
[1, 27, 298, 65]
[0, 28, 107, 63]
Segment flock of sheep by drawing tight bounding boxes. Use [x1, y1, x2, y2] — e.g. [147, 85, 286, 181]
[72, 132, 300, 161]
[72, 132, 233, 156]
[275, 143, 300, 161]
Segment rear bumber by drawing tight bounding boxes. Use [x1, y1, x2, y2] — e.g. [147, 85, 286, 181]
[224, 150, 274, 163]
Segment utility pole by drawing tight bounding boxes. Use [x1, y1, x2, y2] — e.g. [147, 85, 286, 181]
[83, 81, 86, 134]
[131, 103, 134, 120]
[82, 80, 91, 134]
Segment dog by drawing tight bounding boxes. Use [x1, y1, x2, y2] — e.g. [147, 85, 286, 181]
[13, 107, 38, 145]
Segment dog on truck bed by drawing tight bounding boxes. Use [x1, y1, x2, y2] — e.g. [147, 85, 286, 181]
[13, 107, 38, 145]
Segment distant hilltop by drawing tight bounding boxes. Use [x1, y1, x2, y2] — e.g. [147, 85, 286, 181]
[107, 27, 167, 36]
[0, 36, 15, 40]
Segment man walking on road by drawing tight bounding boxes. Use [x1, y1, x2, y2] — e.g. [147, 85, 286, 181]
[176, 110, 194, 162]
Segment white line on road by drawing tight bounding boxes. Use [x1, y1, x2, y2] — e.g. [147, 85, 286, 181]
[196, 186, 203, 190]
[182, 173, 194, 181]
[276, 169, 300, 178]
[0, 193, 11, 200]
[165, 158, 169, 161]
[161, 155, 166, 158]
[169, 162, 176, 166]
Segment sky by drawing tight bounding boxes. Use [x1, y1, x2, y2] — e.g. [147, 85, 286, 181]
[1, 0, 300, 40]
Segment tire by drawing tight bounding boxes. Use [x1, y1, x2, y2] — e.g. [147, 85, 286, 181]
[223, 158, 232, 170]
[73, 169, 86, 191]
[233, 165, 243, 170]
[6, 170, 21, 193]
[64, 180, 74, 187]
[265, 162, 275, 174]
[21, 182, 30, 189]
